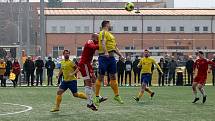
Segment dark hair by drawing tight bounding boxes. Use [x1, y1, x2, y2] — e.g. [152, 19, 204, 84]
[198, 51, 204, 55]
[63, 49, 70, 54]
[101, 20, 110, 28]
[144, 49, 149, 52]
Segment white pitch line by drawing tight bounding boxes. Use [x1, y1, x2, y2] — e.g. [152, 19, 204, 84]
[0, 103, 32, 116]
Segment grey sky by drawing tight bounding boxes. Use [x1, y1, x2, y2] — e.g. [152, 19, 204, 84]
[2, 0, 215, 8]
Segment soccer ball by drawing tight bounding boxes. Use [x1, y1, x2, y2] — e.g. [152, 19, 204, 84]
[125, 2, 135, 12]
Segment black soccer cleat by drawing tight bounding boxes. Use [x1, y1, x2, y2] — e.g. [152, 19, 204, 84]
[99, 97, 108, 103]
[203, 95, 207, 104]
[87, 104, 98, 111]
[133, 97, 140, 102]
[192, 97, 200, 103]
[151, 92, 155, 99]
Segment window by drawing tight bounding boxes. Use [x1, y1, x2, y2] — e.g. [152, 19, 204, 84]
[156, 26, 161, 32]
[124, 26, 129, 32]
[60, 26, 65, 33]
[77, 47, 83, 56]
[195, 26, 200, 32]
[147, 26, 152, 32]
[132, 26, 137, 32]
[51, 26, 57, 33]
[203, 26, 208, 32]
[180, 26, 184, 31]
[84, 26, 90, 33]
[52, 46, 64, 58]
[171, 26, 176, 31]
[75, 26, 81, 33]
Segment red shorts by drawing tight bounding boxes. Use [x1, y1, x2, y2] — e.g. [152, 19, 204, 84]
[193, 76, 207, 85]
[78, 62, 94, 80]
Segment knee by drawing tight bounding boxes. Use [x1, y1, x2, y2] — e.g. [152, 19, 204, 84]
[110, 74, 116, 80]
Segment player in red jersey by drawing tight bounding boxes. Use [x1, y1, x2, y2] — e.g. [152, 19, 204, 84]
[78, 33, 107, 111]
[192, 51, 215, 104]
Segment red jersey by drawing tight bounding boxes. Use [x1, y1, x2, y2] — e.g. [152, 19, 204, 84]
[79, 40, 99, 64]
[193, 58, 215, 77]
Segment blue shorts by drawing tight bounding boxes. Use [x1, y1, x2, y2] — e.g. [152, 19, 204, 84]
[141, 73, 151, 85]
[98, 56, 117, 75]
[59, 80, 78, 93]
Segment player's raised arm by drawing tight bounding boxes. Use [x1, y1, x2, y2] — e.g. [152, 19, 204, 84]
[153, 59, 163, 74]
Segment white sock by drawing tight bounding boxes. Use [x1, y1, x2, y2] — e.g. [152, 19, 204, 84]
[85, 86, 93, 105]
[193, 91, 198, 98]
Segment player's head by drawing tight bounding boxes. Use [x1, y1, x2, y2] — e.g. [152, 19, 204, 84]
[198, 51, 204, 58]
[91, 33, 99, 44]
[48, 56, 52, 60]
[188, 55, 193, 60]
[37, 56, 41, 60]
[160, 58, 164, 62]
[101, 20, 110, 30]
[0, 59, 4, 63]
[27, 56, 32, 60]
[14, 58, 18, 63]
[126, 56, 131, 61]
[144, 49, 150, 57]
[63, 49, 70, 60]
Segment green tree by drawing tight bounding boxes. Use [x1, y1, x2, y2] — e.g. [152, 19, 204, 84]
[48, 0, 63, 8]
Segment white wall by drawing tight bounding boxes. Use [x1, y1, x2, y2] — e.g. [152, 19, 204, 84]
[46, 15, 214, 34]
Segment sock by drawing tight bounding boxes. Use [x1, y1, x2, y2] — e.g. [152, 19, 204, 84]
[110, 80, 119, 96]
[199, 88, 206, 97]
[55, 95, 62, 109]
[77, 92, 87, 99]
[92, 83, 102, 99]
[137, 92, 144, 99]
[95, 80, 101, 97]
[85, 86, 93, 105]
[145, 87, 153, 95]
[193, 90, 198, 98]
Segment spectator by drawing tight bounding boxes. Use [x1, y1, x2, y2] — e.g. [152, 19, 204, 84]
[186, 56, 194, 85]
[35, 56, 44, 86]
[24, 56, 35, 86]
[92, 59, 98, 78]
[168, 56, 177, 86]
[125, 56, 132, 86]
[133, 56, 140, 86]
[158, 58, 166, 86]
[0, 59, 6, 87]
[5, 58, 13, 81]
[56, 61, 62, 86]
[212, 54, 215, 86]
[164, 59, 169, 85]
[12, 59, 21, 87]
[117, 58, 125, 86]
[45, 57, 55, 86]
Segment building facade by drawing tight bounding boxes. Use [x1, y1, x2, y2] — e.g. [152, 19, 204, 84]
[42, 8, 215, 58]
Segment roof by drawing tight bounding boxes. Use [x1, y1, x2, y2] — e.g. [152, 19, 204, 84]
[39, 8, 215, 16]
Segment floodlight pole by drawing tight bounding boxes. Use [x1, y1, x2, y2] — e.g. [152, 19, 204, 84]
[40, 0, 45, 60]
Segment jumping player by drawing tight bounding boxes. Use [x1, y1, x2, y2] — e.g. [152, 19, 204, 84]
[94, 20, 125, 106]
[134, 50, 163, 102]
[51, 50, 87, 112]
[78, 33, 107, 111]
[192, 51, 215, 104]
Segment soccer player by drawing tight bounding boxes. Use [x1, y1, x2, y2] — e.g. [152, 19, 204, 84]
[78, 33, 107, 111]
[51, 50, 87, 112]
[134, 50, 163, 102]
[192, 51, 215, 104]
[94, 20, 125, 106]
